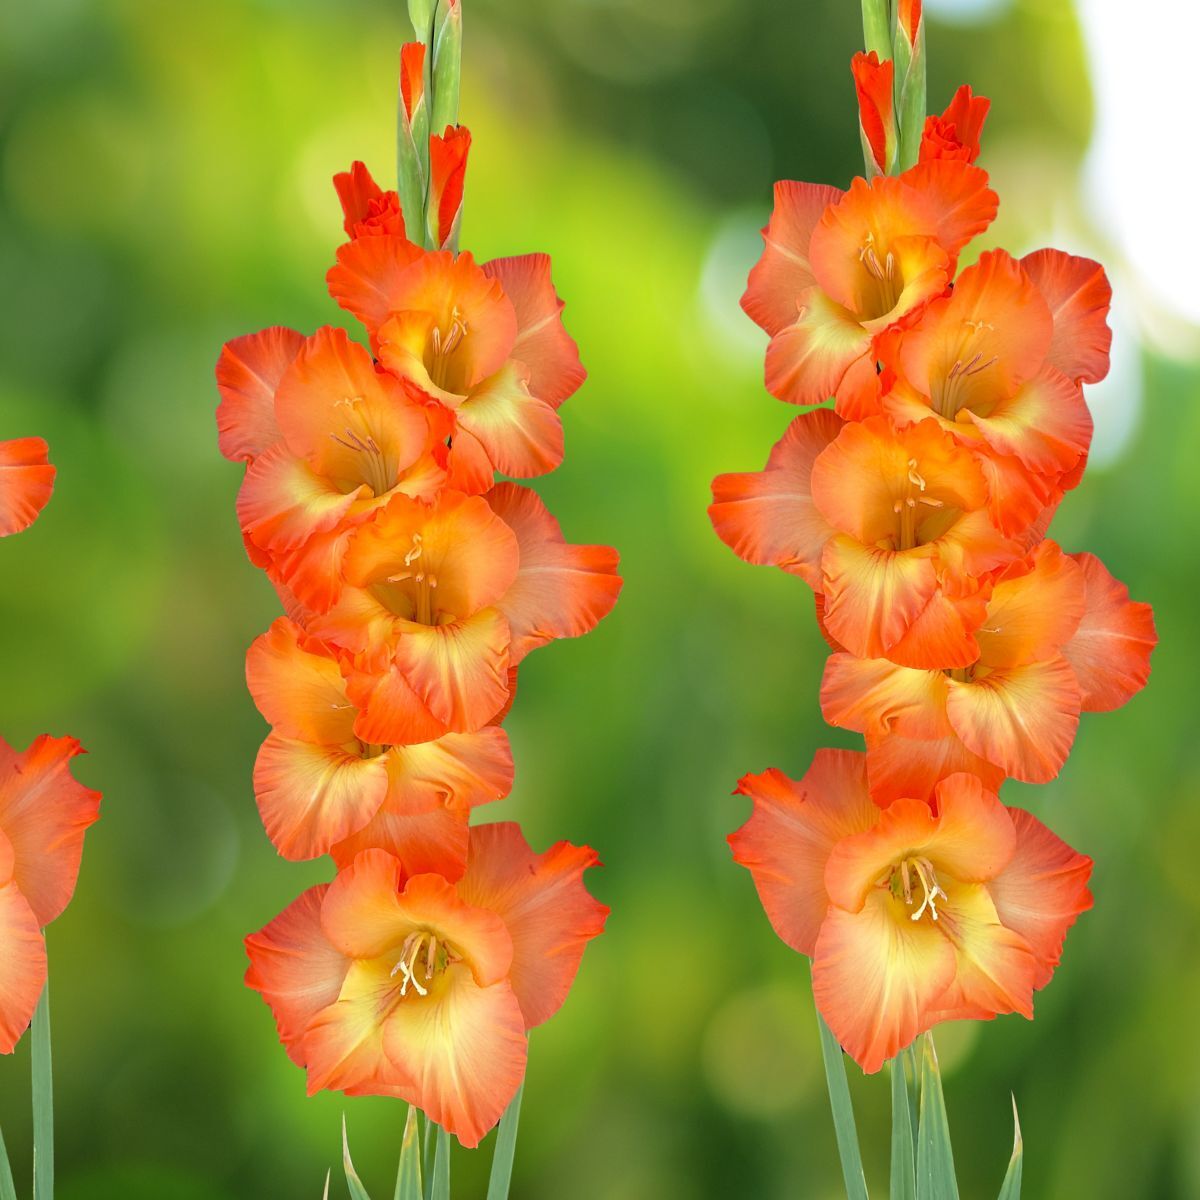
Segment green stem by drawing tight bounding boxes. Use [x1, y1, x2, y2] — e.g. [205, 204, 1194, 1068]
[32, 979, 53, 1200]
[485, 1082, 525, 1200]
[862, 0, 892, 60]
[814, 985, 870, 1200]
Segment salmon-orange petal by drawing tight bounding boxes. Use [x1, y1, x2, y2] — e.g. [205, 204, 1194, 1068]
[334, 161, 385, 237]
[852, 51, 896, 175]
[742, 180, 844, 337]
[1062, 552, 1156, 712]
[487, 482, 622, 665]
[897, 159, 998, 258]
[215, 327, 305, 463]
[1021, 249, 1112, 384]
[865, 730, 1005, 804]
[820, 653, 950, 741]
[326, 234, 426, 341]
[919, 84, 989, 164]
[0, 867, 47, 1055]
[382, 963, 528, 1148]
[945, 658, 1081, 783]
[385, 728, 514, 816]
[454, 361, 564, 481]
[330, 802, 471, 881]
[0, 734, 101, 927]
[428, 127, 471, 251]
[458, 822, 607, 1030]
[0, 438, 55, 537]
[343, 655, 451, 747]
[708, 408, 843, 590]
[729, 750, 879, 958]
[812, 891, 955, 1074]
[988, 808, 1093, 990]
[481, 253, 587, 408]
[253, 733, 391, 861]
[764, 287, 873, 407]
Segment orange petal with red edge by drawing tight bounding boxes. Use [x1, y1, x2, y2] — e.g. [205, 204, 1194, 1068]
[709, 408, 843, 589]
[945, 657, 1081, 782]
[1062, 553, 1156, 712]
[988, 807, 1093, 990]
[481, 254, 587, 407]
[742, 180, 844, 337]
[458, 821, 608, 1029]
[0, 734, 101, 927]
[215, 328, 304, 463]
[0, 438, 55, 537]
[729, 750, 878, 958]
[487, 483, 621, 665]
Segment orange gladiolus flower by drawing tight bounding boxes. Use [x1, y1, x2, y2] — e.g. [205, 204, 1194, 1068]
[310, 483, 620, 746]
[328, 232, 585, 494]
[245, 617, 513, 865]
[0, 437, 55, 537]
[712, 411, 1022, 667]
[740, 159, 997, 409]
[245, 823, 607, 1147]
[821, 541, 1156, 798]
[729, 750, 1092, 1073]
[852, 51, 896, 176]
[920, 84, 989, 165]
[0, 736, 101, 1053]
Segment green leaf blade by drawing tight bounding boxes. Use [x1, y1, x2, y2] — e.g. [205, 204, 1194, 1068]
[342, 1115, 375, 1200]
[32, 980, 53, 1200]
[996, 1097, 1023, 1200]
[890, 1056, 916, 1200]
[429, 1126, 451, 1200]
[395, 1105, 424, 1200]
[815, 1004, 870, 1200]
[0, 1125, 19, 1200]
[915, 1034, 959, 1200]
[486, 1082, 525, 1200]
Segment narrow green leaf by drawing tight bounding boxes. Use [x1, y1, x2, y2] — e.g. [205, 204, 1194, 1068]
[32, 979, 53, 1200]
[394, 1106, 424, 1200]
[323, 1169, 331, 1200]
[429, 0, 462, 137]
[996, 1097, 1023, 1200]
[342, 1115, 375, 1200]
[0, 1125, 19, 1200]
[422, 1116, 434, 1200]
[486, 1082, 525, 1200]
[815, 1003, 870, 1200]
[429, 1126, 451, 1200]
[889, 1057, 916, 1200]
[915, 1034, 959, 1200]
[895, 23, 926, 169]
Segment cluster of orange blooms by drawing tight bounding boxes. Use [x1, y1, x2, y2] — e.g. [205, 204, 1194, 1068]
[0, 440, 101, 1056]
[711, 67, 1156, 1072]
[216, 43, 621, 1146]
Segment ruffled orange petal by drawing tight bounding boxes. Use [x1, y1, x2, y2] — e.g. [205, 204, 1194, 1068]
[897, 159, 998, 257]
[458, 821, 608, 1029]
[976, 449, 1061, 539]
[884, 573, 990, 670]
[988, 807, 1093, 990]
[924, 879, 1036, 1023]
[245, 618, 357, 745]
[742, 181, 844, 336]
[0, 437, 55, 537]
[729, 750, 879, 958]
[486, 483, 622, 665]
[244, 884, 350, 1067]
[343, 653, 450, 747]
[0, 867, 47, 1055]
[1021, 249, 1112, 384]
[382, 963, 528, 1148]
[764, 287, 873, 407]
[386, 728, 514, 815]
[454, 362, 564, 481]
[820, 653, 950, 740]
[708, 408, 843, 589]
[481, 254, 587, 407]
[0, 734, 101, 927]
[865, 730, 1005, 804]
[919, 84, 989, 164]
[812, 891, 955, 1074]
[1062, 553, 1156, 712]
[253, 733, 391, 860]
[326, 234, 426, 340]
[215, 327, 304, 463]
[331, 802, 471, 881]
[945, 657, 1081, 783]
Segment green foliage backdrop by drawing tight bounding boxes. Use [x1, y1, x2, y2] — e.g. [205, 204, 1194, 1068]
[0, 1, 1193, 1196]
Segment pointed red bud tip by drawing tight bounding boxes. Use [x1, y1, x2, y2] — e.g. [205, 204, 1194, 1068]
[851, 51, 896, 175]
[919, 83, 990, 164]
[898, 0, 922, 47]
[333, 161, 384, 237]
[400, 41, 426, 125]
[429, 125, 471, 249]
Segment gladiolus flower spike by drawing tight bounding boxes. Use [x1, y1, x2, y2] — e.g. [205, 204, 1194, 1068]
[711, 0, 1155, 1178]
[216, 0, 620, 1167]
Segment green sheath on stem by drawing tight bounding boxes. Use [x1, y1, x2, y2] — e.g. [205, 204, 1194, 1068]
[861, 0, 892, 61]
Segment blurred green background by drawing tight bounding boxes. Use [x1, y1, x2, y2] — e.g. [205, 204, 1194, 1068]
[1, 0, 1195, 1196]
